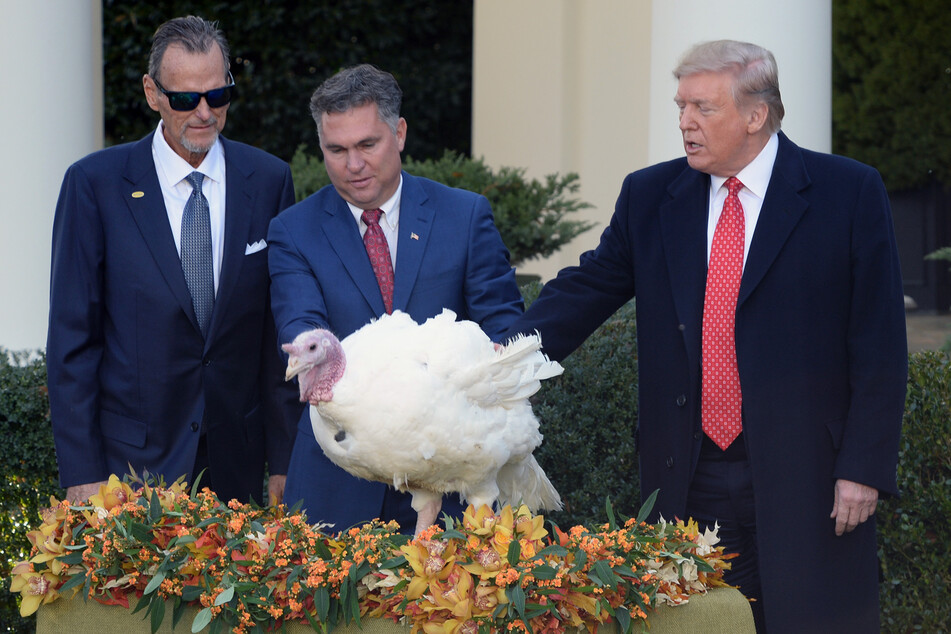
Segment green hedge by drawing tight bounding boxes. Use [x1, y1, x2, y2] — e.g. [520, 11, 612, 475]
[289, 148, 595, 268]
[877, 351, 951, 633]
[2, 317, 949, 633]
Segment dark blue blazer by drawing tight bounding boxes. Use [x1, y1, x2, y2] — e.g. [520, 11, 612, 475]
[268, 172, 523, 530]
[502, 133, 907, 632]
[47, 133, 299, 504]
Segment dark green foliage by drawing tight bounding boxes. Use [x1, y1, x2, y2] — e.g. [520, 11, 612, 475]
[289, 148, 595, 266]
[878, 351, 951, 633]
[518, 282, 640, 528]
[102, 1, 473, 162]
[832, 0, 951, 191]
[0, 350, 61, 633]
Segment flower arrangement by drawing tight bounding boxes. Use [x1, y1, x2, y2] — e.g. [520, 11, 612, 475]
[9, 474, 734, 634]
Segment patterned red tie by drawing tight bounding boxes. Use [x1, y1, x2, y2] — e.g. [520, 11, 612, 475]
[701, 177, 745, 450]
[361, 208, 395, 314]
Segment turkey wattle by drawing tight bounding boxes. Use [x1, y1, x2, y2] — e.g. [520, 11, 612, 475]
[282, 309, 563, 535]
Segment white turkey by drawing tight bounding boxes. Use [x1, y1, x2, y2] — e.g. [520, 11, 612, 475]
[282, 308, 563, 535]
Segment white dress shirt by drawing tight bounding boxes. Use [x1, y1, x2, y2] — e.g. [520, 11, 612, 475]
[706, 133, 779, 268]
[151, 121, 227, 292]
[348, 175, 403, 270]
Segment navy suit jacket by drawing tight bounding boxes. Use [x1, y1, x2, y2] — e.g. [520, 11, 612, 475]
[268, 172, 524, 530]
[502, 133, 907, 632]
[47, 133, 300, 504]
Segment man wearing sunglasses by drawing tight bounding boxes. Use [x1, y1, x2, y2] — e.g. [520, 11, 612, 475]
[47, 16, 300, 507]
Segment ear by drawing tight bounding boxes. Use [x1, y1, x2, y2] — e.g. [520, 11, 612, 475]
[395, 117, 407, 153]
[143, 74, 161, 113]
[746, 101, 769, 135]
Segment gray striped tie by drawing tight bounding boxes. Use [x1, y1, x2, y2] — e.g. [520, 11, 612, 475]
[181, 171, 214, 337]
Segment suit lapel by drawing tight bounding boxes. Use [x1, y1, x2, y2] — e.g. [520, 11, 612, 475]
[392, 173, 431, 312]
[320, 195, 388, 314]
[659, 167, 710, 368]
[209, 138, 254, 341]
[123, 134, 201, 333]
[738, 133, 810, 306]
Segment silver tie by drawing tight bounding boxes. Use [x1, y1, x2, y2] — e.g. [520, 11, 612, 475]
[181, 171, 214, 337]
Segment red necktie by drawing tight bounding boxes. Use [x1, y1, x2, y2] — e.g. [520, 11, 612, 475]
[701, 177, 745, 450]
[361, 208, 395, 314]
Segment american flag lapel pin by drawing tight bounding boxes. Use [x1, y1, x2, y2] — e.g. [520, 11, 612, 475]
[410, 232, 419, 240]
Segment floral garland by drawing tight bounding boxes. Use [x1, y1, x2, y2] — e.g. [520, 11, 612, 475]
[9, 474, 735, 633]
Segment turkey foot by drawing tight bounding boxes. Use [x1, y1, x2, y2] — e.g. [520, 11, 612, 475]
[412, 496, 443, 536]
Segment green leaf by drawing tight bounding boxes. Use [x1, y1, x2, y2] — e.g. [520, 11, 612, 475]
[616, 605, 632, 633]
[150, 597, 165, 634]
[192, 606, 212, 633]
[589, 560, 618, 587]
[214, 585, 235, 606]
[605, 497, 617, 529]
[315, 587, 330, 624]
[636, 489, 659, 525]
[506, 539, 522, 566]
[507, 584, 526, 620]
[143, 571, 166, 596]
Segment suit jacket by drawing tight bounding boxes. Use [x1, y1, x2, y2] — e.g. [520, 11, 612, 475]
[502, 133, 907, 633]
[47, 132, 300, 504]
[268, 171, 524, 530]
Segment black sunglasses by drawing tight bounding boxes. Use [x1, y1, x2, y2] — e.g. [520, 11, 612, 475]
[153, 72, 235, 111]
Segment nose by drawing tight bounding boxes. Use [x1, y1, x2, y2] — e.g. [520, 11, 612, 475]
[346, 150, 365, 173]
[679, 106, 696, 131]
[192, 96, 214, 121]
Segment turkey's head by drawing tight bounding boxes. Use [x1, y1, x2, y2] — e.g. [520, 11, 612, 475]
[282, 329, 346, 404]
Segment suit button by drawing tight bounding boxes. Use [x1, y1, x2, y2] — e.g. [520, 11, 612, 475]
[190, 422, 199, 432]
[693, 431, 702, 440]
[666, 456, 674, 468]
[203, 358, 212, 367]
[676, 394, 686, 407]
[678, 324, 686, 331]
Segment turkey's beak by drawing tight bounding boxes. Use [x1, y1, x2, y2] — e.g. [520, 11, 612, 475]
[285, 358, 305, 381]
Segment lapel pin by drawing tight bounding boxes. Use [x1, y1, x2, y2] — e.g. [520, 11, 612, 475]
[132, 191, 145, 198]
[410, 232, 419, 240]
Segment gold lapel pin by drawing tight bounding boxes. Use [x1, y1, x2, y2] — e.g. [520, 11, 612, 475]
[132, 191, 145, 198]
[410, 232, 419, 240]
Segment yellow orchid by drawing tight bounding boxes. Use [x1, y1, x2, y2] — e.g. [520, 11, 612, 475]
[88, 474, 135, 512]
[9, 562, 60, 617]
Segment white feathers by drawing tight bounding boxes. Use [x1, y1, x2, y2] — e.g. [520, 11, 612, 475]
[306, 308, 563, 516]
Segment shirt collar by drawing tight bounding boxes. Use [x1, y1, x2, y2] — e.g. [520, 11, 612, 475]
[152, 120, 225, 187]
[710, 133, 779, 199]
[348, 173, 404, 226]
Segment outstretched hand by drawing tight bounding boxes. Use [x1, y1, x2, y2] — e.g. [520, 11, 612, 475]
[830, 478, 878, 536]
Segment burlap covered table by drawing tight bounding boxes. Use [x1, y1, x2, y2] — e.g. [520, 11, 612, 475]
[37, 586, 754, 633]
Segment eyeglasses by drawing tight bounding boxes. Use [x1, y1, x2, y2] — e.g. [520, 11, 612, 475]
[152, 72, 235, 111]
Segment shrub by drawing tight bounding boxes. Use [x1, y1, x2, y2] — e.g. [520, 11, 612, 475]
[0, 350, 60, 633]
[289, 148, 595, 267]
[519, 282, 640, 529]
[103, 1, 474, 162]
[878, 351, 951, 633]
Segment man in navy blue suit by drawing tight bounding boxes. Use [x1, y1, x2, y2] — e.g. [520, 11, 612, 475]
[268, 64, 523, 533]
[502, 41, 906, 633]
[47, 16, 299, 506]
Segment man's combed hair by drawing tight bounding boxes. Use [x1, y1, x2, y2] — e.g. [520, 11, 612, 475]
[148, 15, 230, 83]
[310, 64, 403, 138]
[674, 39, 785, 135]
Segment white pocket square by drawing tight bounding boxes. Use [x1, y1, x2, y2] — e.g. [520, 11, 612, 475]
[245, 239, 267, 255]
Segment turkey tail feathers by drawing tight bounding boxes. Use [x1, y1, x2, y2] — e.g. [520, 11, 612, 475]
[496, 455, 563, 512]
[494, 332, 564, 404]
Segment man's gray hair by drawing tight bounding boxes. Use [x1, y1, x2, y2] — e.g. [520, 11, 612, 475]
[310, 64, 403, 139]
[148, 16, 230, 84]
[674, 40, 785, 135]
